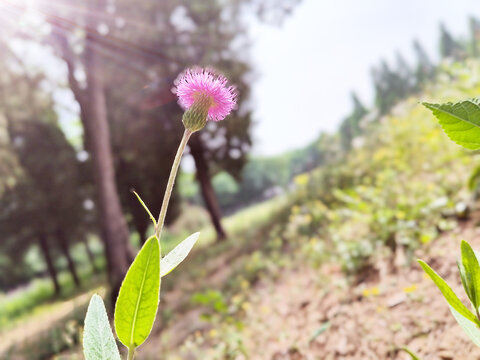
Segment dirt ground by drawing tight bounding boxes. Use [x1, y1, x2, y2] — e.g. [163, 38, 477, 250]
[11, 220, 480, 359]
[137, 221, 480, 359]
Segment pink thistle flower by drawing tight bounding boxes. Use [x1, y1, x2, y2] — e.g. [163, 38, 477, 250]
[175, 68, 237, 122]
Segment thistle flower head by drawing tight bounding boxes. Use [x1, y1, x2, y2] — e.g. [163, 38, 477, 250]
[175, 68, 237, 131]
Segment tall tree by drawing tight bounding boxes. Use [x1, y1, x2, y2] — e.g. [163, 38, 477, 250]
[339, 92, 367, 151]
[395, 52, 414, 96]
[413, 39, 435, 89]
[177, 1, 254, 240]
[97, 0, 256, 241]
[469, 16, 480, 57]
[40, 0, 133, 300]
[0, 182, 61, 292]
[0, 42, 74, 293]
[440, 23, 464, 60]
[6, 119, 84, 289]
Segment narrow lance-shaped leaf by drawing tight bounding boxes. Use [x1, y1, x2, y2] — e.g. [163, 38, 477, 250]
[450, 305, 480, 347]
[83, 294, 121, 360]
[418, 260, 480, 326]
[460, 240, 480, 312]
[133, 191, 157, 227]
[161, 232, 200, 277]
[423, 100, 480, 150]
[400, 347, 421, 360]
[458, 260, 474, 304]
[115, 236, 160, 349]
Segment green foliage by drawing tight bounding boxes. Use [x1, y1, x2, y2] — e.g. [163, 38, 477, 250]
[418, 259, 479, 325]
[160, 232, 200, 277]
[114, 236, 160, 349]
[401, 347, 422, 360]
[83, 295, 120, 360]
[4, 298, 89, 359]
[419, 241, 480, 347]
[191, 290, 229, 315]
[440, 23, 465, 60]
[339, 92, 368, 151]
[468, 164, 480, 191]
[0, 263, 104, 330]
[423, 99, 480, 149]
[450, 306, 480, 347]
[459, 240, 480, 312]
[275, 96, 469, 274]
[132, 191, 157, 227]
[0, 112, 87, 292]
[109, 0, 255, 238]
[0, 279, 52, 329]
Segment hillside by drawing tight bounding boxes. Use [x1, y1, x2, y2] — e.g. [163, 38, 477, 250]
[6, 60, 480, 360]
[137, 62, 480, 359]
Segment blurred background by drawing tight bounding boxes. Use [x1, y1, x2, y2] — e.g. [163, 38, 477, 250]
[2, 0, 480, 359]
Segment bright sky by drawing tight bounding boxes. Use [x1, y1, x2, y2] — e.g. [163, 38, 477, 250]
[250, 0, 480, 155]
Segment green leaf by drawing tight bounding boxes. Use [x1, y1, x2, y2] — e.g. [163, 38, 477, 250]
[115, 236, 160, 349]
[423, 100, 480, 150]
[461, 240, 480, 311]
[468, 164, 480, 191]
[132, 191, 157, 227]
[309, 321, 330, 342]
[400, 347, 421, 360]
[458, 260, 474, 305]
[160, 232, 200, 277]
[83, 294, 121, 360]
[450, 306, 480, 347]
[418, 260, 480, 325]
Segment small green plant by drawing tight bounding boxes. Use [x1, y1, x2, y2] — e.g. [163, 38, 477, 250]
[81, 68, 237, 359]
[400, 347, 421, 360]
[420, 99, 480, 347]
[419, 241, 480, 346]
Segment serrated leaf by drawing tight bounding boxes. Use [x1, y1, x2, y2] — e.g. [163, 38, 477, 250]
[83, 294, 121, 360]
[160, 232, 199, 277]
[114, 236, 160, 349]
[423, 100, 480, 149]
[450, 305, 480, 347]
[418, 260, 480, 325]
[461, 240, 480, 311]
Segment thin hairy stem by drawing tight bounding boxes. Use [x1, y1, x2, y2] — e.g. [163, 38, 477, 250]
[155, 129, 192, 242]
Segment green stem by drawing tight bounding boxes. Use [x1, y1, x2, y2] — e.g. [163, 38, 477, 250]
[155, 129, 192, 242]
[127, 346, 135, 360]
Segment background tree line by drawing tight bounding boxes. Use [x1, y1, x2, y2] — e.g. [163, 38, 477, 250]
[180, 18, 480, 215]
[0, 0, 300, 299]
[1, 2, 476, 301]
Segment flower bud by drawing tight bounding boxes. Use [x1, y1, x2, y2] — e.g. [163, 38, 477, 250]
[181, 93, 211, 132]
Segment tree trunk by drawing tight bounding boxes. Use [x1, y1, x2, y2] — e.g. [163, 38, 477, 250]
[189, 136, 227, 241]
[50, 0, 132, 306]
[83, 21, 131, 305]
[38, 234, 61, 295]
[82, 236, 99, 273]
[56, 230, 81, 287]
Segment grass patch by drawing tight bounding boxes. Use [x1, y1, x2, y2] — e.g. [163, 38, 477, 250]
[0, 266, 106, 331]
